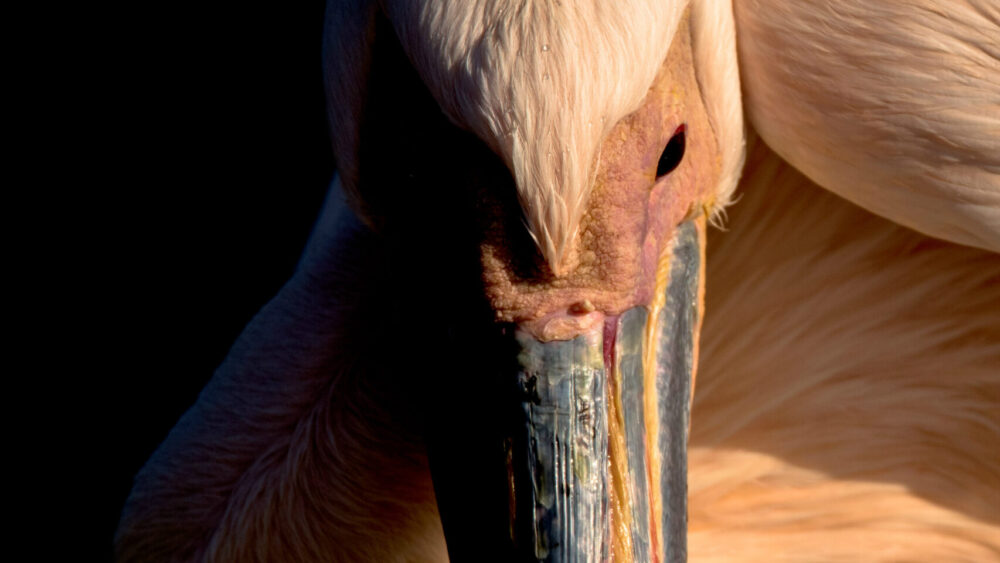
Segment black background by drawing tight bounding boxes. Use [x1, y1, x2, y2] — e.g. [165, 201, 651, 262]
[84, 2, 335, 558]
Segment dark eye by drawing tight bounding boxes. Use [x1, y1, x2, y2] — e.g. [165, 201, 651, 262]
[656, 125, 686, 177]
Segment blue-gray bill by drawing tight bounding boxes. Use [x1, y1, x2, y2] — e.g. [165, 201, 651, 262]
[426, 221, 701, 563]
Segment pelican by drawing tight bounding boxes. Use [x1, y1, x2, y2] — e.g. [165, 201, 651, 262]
[117, 0, 1000, 561]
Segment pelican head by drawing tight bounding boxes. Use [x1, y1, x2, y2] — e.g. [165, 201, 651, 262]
[323, 1, 744, 559]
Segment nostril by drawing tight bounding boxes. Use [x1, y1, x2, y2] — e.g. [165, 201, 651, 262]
[656, 124, 686, 177]
[570, 300, 596, 315]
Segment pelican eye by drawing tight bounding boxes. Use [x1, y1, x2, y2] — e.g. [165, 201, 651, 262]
[656, 124, 686, 177]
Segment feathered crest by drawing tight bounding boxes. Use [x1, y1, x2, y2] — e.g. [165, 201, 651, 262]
[324, 0, 745, 271]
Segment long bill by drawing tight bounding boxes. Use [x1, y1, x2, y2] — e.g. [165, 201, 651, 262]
[426, 219, 705, 563]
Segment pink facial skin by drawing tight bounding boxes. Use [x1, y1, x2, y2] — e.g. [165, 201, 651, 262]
[476, 25, 721, 341]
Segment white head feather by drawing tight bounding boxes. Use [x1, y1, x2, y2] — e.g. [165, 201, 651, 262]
[325, 0, 746, 269]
